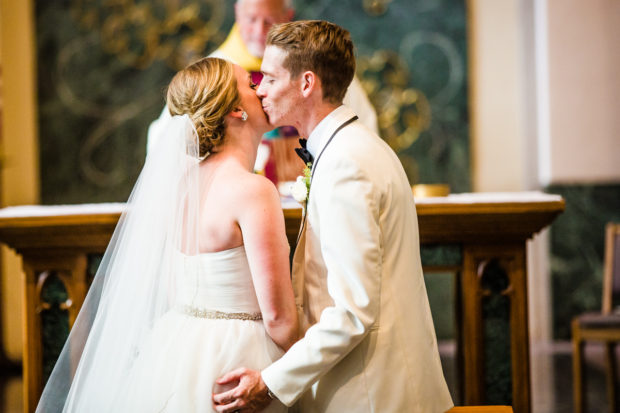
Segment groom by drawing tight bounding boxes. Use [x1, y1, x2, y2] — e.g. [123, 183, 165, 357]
[213, 20, 453, 413]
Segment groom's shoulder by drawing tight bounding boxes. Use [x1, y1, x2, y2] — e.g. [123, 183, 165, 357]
[316, 124, 402, 185]
[341, 119, 385, 144]
[332, 122, 393, 160]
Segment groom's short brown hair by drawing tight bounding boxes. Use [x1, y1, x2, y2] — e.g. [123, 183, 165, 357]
[266, 20, 355, 104]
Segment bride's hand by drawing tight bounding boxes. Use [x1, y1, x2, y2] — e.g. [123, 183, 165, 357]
[212, 367, 273, 412]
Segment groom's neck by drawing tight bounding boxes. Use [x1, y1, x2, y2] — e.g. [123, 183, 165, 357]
[297, 101, 340, 138]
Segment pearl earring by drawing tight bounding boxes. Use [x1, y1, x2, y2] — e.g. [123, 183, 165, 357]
[241, 111, 248, 121]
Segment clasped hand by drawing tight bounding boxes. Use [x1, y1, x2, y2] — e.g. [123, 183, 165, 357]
[212, 367, 272, 413]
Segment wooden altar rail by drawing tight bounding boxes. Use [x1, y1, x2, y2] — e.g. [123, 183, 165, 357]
[0, 192, 564, 413]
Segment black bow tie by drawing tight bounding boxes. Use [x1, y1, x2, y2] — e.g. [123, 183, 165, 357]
[295, 138, 314, 165]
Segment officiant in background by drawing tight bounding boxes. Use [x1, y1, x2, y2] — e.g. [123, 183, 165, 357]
[147, 0, 378, 190]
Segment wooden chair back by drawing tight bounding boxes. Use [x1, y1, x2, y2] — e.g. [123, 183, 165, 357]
[602, 222, 620, 314]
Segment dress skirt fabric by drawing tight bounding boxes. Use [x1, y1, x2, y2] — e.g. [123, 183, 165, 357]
[113, 310, 285, 412]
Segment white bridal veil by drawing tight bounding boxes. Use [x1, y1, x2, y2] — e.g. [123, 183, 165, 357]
[36, 115, 204, 412]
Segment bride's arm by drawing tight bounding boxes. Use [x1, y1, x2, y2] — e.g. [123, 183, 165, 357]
[237, 174, 299, 351]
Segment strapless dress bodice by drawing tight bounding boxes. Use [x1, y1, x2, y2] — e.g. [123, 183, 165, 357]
[174, 246, 261, 314]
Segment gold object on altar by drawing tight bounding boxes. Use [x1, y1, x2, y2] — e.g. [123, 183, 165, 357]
[412, 184, 450, 198]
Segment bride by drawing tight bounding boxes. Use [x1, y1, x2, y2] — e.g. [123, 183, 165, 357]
[36, 57, 298, 412]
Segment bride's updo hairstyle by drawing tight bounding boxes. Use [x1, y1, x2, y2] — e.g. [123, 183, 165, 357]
[167, 57, 240, 157]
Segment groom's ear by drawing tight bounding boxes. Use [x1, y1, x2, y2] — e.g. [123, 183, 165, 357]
[300, 71, 317, 98]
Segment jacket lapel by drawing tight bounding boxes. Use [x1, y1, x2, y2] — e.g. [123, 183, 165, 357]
[295, 112, 358, 245]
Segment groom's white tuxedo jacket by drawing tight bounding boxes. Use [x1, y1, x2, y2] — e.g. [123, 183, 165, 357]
[262, 106, 453, 413]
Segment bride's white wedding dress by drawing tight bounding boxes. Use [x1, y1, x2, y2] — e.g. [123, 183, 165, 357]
[112, 246, 286, 412]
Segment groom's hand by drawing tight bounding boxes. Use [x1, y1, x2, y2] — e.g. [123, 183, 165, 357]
[212, 367, 273, 413]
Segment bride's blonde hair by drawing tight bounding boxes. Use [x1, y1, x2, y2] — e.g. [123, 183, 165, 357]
[167, 57, 240, 157]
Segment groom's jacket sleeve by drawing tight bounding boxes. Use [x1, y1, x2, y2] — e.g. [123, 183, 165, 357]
[261, 154, 382, 406]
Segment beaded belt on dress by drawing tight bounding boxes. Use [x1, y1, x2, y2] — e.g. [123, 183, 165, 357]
[179, 305, 262, 321]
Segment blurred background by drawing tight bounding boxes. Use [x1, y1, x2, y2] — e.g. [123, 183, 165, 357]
[0, 0, 619, 412]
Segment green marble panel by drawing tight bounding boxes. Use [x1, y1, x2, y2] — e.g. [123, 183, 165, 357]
[87, 254, 103, 280]
[547, 184, 620, 339]
[40, 273, 70, 382]
[421, 245, 462, 340]
[480, 259, 512, 405]
[424, 271, 456, 341]
[420, 244, 462, 267]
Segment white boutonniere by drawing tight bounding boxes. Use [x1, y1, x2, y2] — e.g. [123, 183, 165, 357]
[291, 162, 312, 204]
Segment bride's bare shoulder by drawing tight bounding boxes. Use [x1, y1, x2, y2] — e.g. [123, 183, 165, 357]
[234, 172, 283, 225]
[236, 170, 279, 201]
